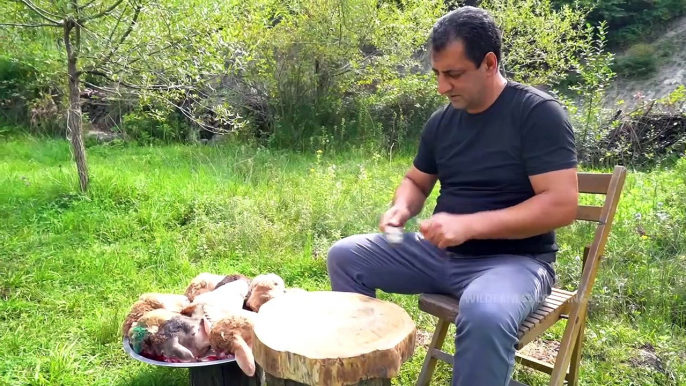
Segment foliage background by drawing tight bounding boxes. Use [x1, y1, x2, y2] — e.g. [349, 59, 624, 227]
[4, 0, 683, 163]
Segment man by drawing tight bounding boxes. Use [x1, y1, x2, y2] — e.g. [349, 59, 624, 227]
[326, 5, 579, 386]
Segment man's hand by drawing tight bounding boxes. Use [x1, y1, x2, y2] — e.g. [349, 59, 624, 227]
[419, 213, 475, 249]
[379, 205, 411, 232]
[380, 166, 437, 233]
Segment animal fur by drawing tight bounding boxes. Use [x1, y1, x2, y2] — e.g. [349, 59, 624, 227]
[128, 309, 211, 361]
[215, 274, 252, 309]
[132, 308, 180, 334]
[285, 287, 307, 295]
[122, 300, 156, 337]
[138, 292, 190, 311]
[128, 308, 181, 355]
[159, 314, 211, 361]
[215, 274, 251, 289]
[181, 279, 250, 327]
[209, 309, 258, 376]
[184, 273, 228, 301]
[121, 293, 190, 337]
[246, 273, 286, 312]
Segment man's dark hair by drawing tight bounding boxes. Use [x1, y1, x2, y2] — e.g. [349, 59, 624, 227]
[430, 6, 502, 69]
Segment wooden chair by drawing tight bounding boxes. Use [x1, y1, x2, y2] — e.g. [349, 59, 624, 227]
[414, 165, 627, 386]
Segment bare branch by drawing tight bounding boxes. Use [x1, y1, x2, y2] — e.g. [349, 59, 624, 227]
[103, 2, 128, 49]
[18, 0, 62, 25]
[82, 70, 195, 91]
[0, 22, 62, 27]
[82, 26, 209, 73]
[78, 0, 98, 11]
[75, 19, 108, 42]
[97, 2, 141, 68]
[81, 0, 125, 22]
[24, 0, 61, 18]
[83, 81, 120, 95]
[166, 98, 237, 135]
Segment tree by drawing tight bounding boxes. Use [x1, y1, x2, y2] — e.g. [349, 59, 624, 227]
[1, 0, 143, 192]
[2, 0, 616, 158]
[0, 0, 245, 192]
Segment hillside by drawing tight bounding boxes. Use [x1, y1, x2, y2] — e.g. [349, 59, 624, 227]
[604, 16, 686, 109]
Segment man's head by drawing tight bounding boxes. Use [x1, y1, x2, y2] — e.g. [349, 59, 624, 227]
[429, 6, 503, 112]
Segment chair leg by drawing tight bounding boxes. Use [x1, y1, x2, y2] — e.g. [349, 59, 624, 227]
[567, 315, 587, 386]
[416, 318, 450, 386]
[567, 249, 590, 386]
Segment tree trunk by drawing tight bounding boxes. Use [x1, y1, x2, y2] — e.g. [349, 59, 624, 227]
[64, 19, 89, 192]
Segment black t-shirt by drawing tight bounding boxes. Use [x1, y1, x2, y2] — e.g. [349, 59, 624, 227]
[413, 80, 577, 260]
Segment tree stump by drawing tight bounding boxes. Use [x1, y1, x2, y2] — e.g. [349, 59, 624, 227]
[252, 291, 416, 386]
[189, 362, 264, 386]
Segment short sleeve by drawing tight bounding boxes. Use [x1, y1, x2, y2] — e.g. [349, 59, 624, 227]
[413, 113, 439, 175]
[521, 100, 578, 176]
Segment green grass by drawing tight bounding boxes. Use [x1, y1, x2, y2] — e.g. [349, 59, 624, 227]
[1, 133, 685, 386]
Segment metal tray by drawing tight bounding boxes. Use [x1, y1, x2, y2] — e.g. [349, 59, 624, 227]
[122, 337, 236, 368]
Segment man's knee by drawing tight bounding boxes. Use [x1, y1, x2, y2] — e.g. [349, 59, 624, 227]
[456, 295, 521, 335]
[326, 234, 363, 271]
[326, 234, 381, 296]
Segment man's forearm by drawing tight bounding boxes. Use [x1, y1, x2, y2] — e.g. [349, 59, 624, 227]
[392, 176, 430, 218]
[467, 190, 578, 240]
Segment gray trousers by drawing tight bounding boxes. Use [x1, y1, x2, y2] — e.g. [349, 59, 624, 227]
[326, 232, 556, 386]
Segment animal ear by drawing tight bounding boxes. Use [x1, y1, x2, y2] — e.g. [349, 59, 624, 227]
[234, 336, 256, 377]
[201, 317, 211, 335]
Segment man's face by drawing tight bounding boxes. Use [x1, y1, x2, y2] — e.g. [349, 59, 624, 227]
[431, 39, 488, 111]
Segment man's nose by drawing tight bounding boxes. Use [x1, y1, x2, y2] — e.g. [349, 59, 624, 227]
[436, 75, 451, 95]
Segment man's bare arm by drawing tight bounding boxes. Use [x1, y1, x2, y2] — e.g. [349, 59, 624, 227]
[467, 167, 578, 240]
[392, 166, 438, 217]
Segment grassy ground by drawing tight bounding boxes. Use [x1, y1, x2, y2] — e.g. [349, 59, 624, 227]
[1, 133, 685, 386]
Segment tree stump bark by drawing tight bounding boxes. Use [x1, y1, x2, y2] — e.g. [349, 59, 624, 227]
[263, 373, 390, 386]
[252, 291, 416, 386]
[189, 362, 265, 386]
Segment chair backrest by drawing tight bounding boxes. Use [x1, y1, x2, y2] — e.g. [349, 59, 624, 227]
[574, 165, 627, 279]
[549, 167, 627, 386]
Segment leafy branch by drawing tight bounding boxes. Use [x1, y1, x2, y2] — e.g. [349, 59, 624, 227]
[14, 0, 62, 25]
[0, 22, 62, 27]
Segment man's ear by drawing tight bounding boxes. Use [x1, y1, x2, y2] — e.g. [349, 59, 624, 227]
[483, 52, 498, 74]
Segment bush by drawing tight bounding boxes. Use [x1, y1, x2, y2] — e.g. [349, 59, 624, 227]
[0, 55, 42, 127]
[0, 0, 621, 153]
[549, 21, 618, 165]
[118, 109, 190, 145]
[351, 73, 445, 152]
[613, 43, 659, 79]
[0, 20, 65, 130]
